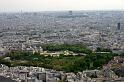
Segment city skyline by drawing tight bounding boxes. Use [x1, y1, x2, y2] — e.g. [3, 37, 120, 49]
[0, 0, 124, 12]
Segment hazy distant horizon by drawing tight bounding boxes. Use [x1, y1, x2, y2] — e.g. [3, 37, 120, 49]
[1, 10, 124, 14]
[0, 0, 124, 12]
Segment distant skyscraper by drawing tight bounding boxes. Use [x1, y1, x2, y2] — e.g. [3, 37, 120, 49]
[117, 23, 121, 30]
[69, 11, 73, 15]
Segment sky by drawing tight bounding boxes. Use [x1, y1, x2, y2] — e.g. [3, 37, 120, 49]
[0, 0, 124, 12]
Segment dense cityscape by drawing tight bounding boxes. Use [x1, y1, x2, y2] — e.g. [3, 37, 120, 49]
[0, 11, 124, 82]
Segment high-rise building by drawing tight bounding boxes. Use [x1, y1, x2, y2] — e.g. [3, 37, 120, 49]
[69, 11, 73, 15]
[117, 23, 121, 30]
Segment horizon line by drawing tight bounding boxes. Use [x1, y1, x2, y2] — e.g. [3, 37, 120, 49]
[0, 9, 124, 13]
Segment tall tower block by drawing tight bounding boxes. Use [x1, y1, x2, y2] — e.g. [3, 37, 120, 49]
[117, 23, 121, 30]
[69, 11, 73, 15]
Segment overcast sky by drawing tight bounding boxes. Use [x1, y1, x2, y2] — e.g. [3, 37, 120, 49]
[0, 0, 124, 12]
